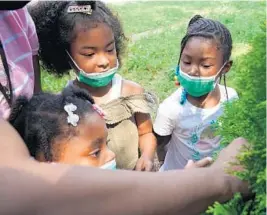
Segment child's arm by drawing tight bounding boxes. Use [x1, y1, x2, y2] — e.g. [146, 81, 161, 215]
[154, 132, 171, 162]
[153, 96, 178, 163]
[135, 112, 157, 171]
[121, 80, 156, 171]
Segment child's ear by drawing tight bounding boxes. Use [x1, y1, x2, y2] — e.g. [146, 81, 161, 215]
[222, 60, 233, 74]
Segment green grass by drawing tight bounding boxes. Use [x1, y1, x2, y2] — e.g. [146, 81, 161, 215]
[42, 1, 266, 102]
[41, 72, 74, 93]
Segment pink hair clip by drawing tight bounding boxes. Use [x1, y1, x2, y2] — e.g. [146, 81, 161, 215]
[92, 104, 105, 118]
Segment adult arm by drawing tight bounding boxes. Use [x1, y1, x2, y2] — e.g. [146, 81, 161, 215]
[25, 7, 41, 92]
[0, 120, 249, 215]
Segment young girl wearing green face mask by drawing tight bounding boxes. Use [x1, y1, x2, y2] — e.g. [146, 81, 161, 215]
[29, 1, 157, 171]
[153, 15, 238, 171]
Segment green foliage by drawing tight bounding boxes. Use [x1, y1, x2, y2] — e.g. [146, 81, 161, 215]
[206, 22, 266, 215]
[41, 70, 75, 93]
[206, 194, 253, 215]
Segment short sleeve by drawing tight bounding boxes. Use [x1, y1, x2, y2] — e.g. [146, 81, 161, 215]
[220, 85, 239, 102]
[25, 8, 39, 55]
[153, 99, 178, 136]
[228, 87, 239, 100]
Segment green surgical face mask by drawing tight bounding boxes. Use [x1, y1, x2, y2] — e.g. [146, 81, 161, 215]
[175, 63, 226, 97]
[66, 51, 119, 88]
[78, 64, 119, 88]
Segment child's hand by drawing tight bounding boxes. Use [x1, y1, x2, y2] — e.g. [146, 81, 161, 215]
[184, 157, 213, 169]
[135, 155, 154, 171]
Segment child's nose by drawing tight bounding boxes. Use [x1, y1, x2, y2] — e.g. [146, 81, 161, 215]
[97, 55, 109, 70]
[188, 65, 199, 76]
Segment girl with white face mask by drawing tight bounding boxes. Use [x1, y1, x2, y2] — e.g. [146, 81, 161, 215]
[154, 15, 238, 171]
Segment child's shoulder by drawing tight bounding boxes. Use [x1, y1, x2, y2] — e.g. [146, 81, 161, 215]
[161, 87, 183, 106]
[121, 79, 144, 97]
[157, 88, 184, 117]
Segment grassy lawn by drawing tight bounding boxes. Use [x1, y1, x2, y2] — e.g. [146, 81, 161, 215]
[42, 1, 266, 101]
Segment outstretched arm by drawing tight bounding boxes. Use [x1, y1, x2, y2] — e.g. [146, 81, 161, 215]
[0, 120, 249, 215]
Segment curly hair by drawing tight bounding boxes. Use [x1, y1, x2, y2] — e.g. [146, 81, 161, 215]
[9, 85, 96, 161]
[28, 1, 126, 76]
[179, 15, 232, 63]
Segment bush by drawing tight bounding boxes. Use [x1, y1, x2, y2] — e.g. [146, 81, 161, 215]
[206, 22, 266, 214]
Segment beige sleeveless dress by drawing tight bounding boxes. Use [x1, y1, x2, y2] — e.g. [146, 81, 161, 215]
[100, 74, 158, 170]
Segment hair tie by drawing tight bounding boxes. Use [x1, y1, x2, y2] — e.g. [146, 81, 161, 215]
[64, 103, 80, 126]
[92, 104, 105, 118]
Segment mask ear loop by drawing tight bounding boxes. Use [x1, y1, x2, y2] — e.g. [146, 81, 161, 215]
[217, 61, 229, 101]
[176, 50, 187, 105]
[223, 73, 229, 101]
[65, 50, 81, 73]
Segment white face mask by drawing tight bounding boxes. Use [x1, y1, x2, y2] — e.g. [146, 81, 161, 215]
[100, 159, 117, 170]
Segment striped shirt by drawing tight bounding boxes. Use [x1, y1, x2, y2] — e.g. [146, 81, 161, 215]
[0, 7, 39, 119]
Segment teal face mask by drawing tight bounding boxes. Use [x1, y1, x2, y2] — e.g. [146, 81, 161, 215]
[78, 64, 119, 88]
[66, 51, 119, 88]
[100, 159, 117, 170]
[175, 64, 226, 97]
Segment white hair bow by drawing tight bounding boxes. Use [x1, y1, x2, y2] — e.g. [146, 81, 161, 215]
[64, 103, 79, 127]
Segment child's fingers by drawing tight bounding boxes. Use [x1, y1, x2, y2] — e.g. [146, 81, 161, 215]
[184, 160, 195, 169]
[145, 161, 153, 171]
[135, 159, 144, 171]
[195, 157, 213, 168]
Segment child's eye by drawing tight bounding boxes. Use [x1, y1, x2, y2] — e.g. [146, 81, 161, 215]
[107, 48, 115, 53]
[89, 149, 101, 158]
[202, 65, 212, 69]
[182, 60, 191, 65]
[83, 53, 95, 57]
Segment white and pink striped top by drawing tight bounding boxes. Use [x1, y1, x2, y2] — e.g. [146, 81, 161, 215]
[0, 7, 39, 119]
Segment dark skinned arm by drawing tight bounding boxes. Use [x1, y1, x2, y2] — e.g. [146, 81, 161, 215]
[135, 113, 157, 171]
[154, 131, 171, 162]
[0, 120, 250, 215]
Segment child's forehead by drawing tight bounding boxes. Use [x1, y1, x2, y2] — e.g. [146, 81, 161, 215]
[79, 113, 107, 134]
[72, 22, 114, 45]
[74, 22, 113, 36]
[187, 36, 217, 46]
[183, 37, 222, 54]
[55, 117, 107, 147]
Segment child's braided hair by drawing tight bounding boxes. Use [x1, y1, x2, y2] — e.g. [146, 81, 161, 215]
[179, 15, 232, 63]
